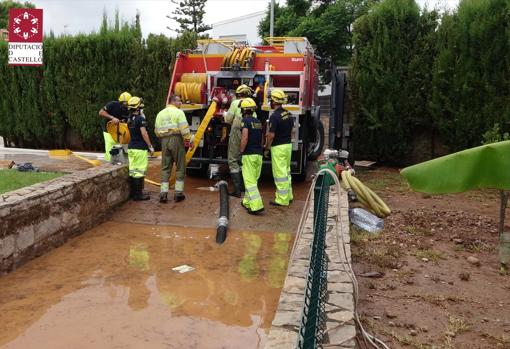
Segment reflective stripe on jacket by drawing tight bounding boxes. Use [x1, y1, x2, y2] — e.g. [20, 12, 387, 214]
[155, 105, 191, 140]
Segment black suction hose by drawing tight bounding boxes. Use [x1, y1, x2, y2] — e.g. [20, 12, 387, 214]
[216, 180, 229, 244]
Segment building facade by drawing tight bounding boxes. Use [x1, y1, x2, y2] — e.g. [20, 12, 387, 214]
[210, 11, 265, 45]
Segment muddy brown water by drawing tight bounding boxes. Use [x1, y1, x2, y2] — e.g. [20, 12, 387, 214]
[0, 223, 293, 349]
[0, 161, 314, 349]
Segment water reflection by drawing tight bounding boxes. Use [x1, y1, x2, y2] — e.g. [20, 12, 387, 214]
[0, 222, 294, 349]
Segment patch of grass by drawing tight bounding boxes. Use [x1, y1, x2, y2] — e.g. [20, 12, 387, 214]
[416, 249, 445, 263]
[404, 226, 433, 237]
[0, 169, 63, 194]
[464, 240, 493, 253]
[350, 226, 380, 244]
[361, 172, 409, 193]
[446, 314, 470, 336]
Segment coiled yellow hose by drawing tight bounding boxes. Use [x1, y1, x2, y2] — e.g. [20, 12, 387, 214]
[222, 48, 255, 69]
[181, 73, 207, 84]
[341, 170, 391, 218]
[175, 82, 204, 104]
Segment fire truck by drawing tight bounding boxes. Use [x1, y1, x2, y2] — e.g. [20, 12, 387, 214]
[166, 37, 326, 180]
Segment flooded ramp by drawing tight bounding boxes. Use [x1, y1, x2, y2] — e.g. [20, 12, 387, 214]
[0, 222, 293, 349]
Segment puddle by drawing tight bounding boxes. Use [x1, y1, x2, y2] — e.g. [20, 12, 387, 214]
[0, 222, 293, 349]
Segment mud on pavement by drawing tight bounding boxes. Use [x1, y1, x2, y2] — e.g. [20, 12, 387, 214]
[0, 161, 313, 349]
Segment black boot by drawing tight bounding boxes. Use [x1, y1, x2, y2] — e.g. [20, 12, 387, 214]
[129, 177, 136, 199]
[133, 178, 150, 201]
[228, 172, 242, 198]
[159, 192, 168, 203]
[174, 192, 186, 202]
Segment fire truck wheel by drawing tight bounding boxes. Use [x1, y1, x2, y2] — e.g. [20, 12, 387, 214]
[307, 119, 325, 161]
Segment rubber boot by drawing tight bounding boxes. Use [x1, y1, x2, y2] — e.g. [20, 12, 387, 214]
[159, 192, 168, 203]
[140, 177, 150, 197]
[174, 192, 185, 202]
[129, 177, 135, 198]
[239, 171, 245, 193]
[228, 172, 242, 198]
[129, 177, 136, 200]
[133, 178, 150, 201]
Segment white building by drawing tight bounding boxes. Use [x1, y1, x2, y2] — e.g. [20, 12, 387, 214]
[210, 11, 265, 45]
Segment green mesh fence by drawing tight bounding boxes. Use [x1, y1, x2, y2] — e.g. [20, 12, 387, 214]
[297, 173, 329, 349]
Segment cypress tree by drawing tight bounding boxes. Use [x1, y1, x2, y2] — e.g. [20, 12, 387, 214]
[431, 0, 510, 151]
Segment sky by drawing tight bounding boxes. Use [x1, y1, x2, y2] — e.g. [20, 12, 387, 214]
[29, 0, 460, 38]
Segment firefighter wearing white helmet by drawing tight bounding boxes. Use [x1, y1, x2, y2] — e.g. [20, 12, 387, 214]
[223, 84, 256, 198]
[239, 98, 264, 214]
[265, 89, 294, 207]
[99, 91, 131, 161]
[127, 96, 154, 201]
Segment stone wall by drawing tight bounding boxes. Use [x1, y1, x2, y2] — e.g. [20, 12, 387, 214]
[265, 187, 357, 348]
[0, 164, 129, 275]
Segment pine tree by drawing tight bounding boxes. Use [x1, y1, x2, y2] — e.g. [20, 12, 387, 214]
[170, 0, 211, 34]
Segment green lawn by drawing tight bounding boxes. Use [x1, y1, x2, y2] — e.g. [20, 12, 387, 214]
[0, 169, 64, 194]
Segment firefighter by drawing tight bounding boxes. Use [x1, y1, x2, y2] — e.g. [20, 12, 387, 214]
[265, 89, 294, 207]
[155, 95, 193, 203]
[127, 96, 155, 201]
[224, 84, 255, 198]
[99, 91, 131, 161]
[239, 98, 264, 215]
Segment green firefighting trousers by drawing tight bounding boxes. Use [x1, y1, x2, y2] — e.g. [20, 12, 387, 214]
[160, 135, 186, 193]
[241, 154, 264, 212]
[128, 149, 148, 178]
[103, 132, 119, 162]
[271, 143, 293, 206]
[228, 126, 241, 173]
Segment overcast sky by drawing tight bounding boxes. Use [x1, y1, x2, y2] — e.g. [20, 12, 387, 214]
[30, 0, 460, 38]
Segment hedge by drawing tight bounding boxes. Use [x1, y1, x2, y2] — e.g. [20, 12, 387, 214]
[0, 15, 197, 150]
[351, 0, 510, 163]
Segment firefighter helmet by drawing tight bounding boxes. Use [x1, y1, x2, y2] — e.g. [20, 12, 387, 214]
[118, 91, 132, 103]
[236, 84, 253, 97]
[270, 89, 287, 104]
[127, 96, 144, 110]
[240, 98, 257, 113]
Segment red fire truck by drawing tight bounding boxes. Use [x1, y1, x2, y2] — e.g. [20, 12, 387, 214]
[166, 37, 325, 180]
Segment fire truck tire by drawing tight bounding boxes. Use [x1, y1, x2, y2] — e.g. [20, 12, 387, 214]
[307, 119, 325, 161]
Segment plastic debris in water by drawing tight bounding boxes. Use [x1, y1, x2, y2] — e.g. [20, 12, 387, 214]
[171, 265, 195, 273]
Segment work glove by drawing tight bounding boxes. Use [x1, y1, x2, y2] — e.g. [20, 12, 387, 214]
[148, 146, 155, 157]
[264, 149, 270, 159]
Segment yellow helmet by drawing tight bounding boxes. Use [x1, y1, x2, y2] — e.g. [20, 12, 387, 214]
[236, 84, 253, 96]
[270, 89, 287, 104]
[118, 91, 132, 103]
[240, 98, 257, 113]
[127, 96, 144, 110]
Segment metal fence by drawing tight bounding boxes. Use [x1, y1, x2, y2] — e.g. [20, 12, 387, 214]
[297, 173, 330, 349]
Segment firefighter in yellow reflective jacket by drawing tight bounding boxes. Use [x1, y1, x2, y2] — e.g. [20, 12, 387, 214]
[265, 89, 294, 206]
[127, 97, 155, 201]
[155, 95, 193, 203]
[224, 84, 255, 198]
[239, 98, 264, 214]
[99, 91, 131, 161]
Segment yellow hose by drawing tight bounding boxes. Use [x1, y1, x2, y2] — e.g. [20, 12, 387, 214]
[221, 48, 255, 69]
[181, 73, 207, 84]
[175, 82, 204, 104]
[341, 170, 391, 218]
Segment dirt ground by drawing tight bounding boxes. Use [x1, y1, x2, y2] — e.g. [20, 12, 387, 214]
[352, 167, 510, 349]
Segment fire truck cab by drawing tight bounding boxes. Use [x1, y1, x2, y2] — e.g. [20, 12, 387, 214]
[166, 37, 325, 180]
